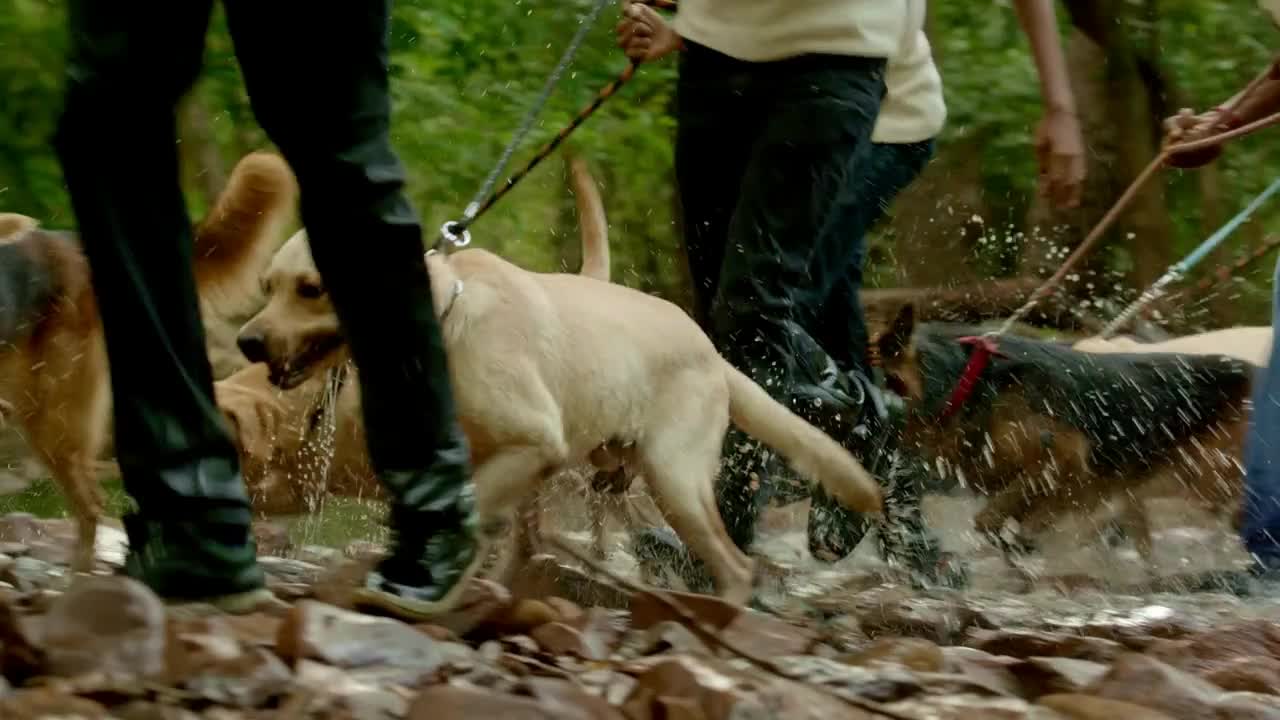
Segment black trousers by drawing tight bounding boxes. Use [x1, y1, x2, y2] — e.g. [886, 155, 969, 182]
[673, 42, 885, 550]
[54, 1, 461, 592]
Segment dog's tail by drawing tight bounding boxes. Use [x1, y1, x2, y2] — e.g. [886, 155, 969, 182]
[722, 361, 882, 513]
[0, 213, 37, 240]
[567, 155, 610, 282]
[194, 151, 299, 319]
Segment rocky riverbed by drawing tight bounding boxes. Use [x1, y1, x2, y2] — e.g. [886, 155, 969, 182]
[4, 501, 1280, 719]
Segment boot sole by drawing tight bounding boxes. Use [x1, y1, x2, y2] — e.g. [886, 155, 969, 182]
[350, 540, 489, 621]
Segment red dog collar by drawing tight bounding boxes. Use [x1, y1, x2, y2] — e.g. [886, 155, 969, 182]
[938, 335, 1004, 422]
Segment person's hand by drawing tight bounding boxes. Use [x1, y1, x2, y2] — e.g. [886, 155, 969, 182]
[616, 2, 681, 63]
[1034, 108, 1086, 209]
[1162, 107, 1230, 169]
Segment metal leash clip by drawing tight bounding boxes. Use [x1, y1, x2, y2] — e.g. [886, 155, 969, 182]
[437, 219, 472, 252]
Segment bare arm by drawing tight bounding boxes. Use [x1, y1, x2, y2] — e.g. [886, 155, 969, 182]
[1013, 0, 1077, 115]
[1012, 0, 1085, 208]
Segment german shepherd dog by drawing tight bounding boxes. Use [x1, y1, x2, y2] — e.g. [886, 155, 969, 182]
[876, 303, 1253, 566]
[0, 151, 297, 573]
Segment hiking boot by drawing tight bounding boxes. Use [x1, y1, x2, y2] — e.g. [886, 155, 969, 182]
[352, 449, 483, 620]
[121, 514, 274, 614]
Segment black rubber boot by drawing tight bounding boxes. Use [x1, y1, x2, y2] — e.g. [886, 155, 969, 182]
[119, 459, 275, 613]
[354, 423, 482, 620]
[806, 377, 968, 590]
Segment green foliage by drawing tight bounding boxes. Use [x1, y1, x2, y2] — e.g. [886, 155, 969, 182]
[2, 0, 1279, 311]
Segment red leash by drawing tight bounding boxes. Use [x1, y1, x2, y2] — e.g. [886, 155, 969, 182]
[937, 336, 1004, 423]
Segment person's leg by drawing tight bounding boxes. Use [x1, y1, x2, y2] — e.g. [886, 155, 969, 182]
[801, 140, 954, 584]
[674, 43, 761, 334]
[809, 140, 935, 373]
[706, 54, 886, 554]
[53, 0, 269, 607]
[222, 0, 477, 616]
[1241, 256, 1280, 570]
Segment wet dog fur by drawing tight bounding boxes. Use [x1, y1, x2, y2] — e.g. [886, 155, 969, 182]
[0, 152, 297, 573]
[877, 304, 1253, 567]
[224, 156, 646, 558]
[1071, 326, 1268, 552]
[237, 158, 882, 603]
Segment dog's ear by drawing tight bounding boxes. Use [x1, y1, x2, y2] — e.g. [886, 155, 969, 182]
[879, 303, 916, 360]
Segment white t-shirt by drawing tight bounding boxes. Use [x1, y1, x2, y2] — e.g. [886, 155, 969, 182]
[871, 28, 946, 144]
[673, 0, 909, 63]
[1262, 0, 1280, 25]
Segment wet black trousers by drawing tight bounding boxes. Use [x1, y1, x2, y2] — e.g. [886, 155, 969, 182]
[672, 43, 885, 551]
[53, 1, 464, 597]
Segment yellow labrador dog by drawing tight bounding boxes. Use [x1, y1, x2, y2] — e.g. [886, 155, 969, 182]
[237, 168, 882, 603]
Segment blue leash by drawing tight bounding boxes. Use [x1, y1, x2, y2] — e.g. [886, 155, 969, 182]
[1100, 175, 1280, 338]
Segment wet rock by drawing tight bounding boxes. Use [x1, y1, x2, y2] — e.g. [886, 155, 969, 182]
[1036, 694, 1175, 719]
[532, 622, 598, 660]
[507, 554, 630, 609]
[2, 555, 62, 593]
[1145, 620, 1280, 692]
[294, 659, 412, 720]
[838, 637, 944, 672]
[940, 647, 1023, 698]
[882, 693, 1059, 719]
[410, 679, 625, 720]
[1009, 657, 1110, 697]
[1057, 605, 1201, 649]
[0, 543, 26, 557]
[222, 613, 283, 650]
[0, 513, 45, 544]
[531, 608, 618, 662]
[388, 578, 513, 640]
[631, 588, 818, 657]
[0, 687, 110, 718]
[111, 701, 202, 720]
[40, 575, 167, 679]
[167, 616, 292, 707]
[966, 629, 1123, 662]
[256, 556, 323, 585]
[1085, 653, 1226, 720]
[277, 600, 473, 685]
[1215, 692, 1280, 720]
[496, 598, 561, 635]
[545, 597, 585, 626]
[773, 655, 923, 702]
[637, 620, 714, 657]
[621, 656, 769, 719]
[858, 596, 980, 645]
[1202, 657, 1280, 695]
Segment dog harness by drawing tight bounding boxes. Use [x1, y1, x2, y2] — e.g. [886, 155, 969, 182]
[937, 335, 1003, 423]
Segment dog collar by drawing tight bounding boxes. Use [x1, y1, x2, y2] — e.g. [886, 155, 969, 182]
[424, 249, 465, 322]
[937, 335, 1003, 423]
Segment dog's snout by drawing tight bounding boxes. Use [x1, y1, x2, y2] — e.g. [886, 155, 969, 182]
[237, 332, 268, 364]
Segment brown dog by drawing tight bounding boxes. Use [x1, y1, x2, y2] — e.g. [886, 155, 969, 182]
[1071, 326, 1266, 552]
[237, 166, 881, 604]
[0, 151, 297, 572]
[877, 303, 1252, 568]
